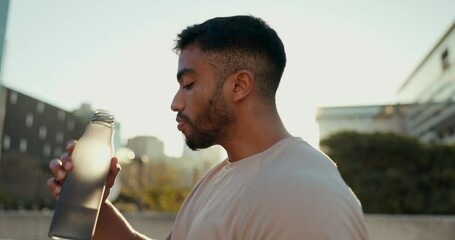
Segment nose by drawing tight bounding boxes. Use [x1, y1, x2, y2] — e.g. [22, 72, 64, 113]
[171, 90, 184, 112]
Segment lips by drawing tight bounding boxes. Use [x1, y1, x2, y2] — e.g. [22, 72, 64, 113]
[177, 121, 186, 131]
[176, 115, 188, 131]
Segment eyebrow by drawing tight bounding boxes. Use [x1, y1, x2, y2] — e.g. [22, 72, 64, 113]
[176, 68, 196, 82]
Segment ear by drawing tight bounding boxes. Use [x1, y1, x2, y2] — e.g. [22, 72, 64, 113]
[229, 70, 254, 103]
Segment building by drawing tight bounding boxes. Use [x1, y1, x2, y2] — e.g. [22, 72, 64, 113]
[397, 22, 455, 144]
[0, 87, 86, 209]
[126, 135, 165, 161]
[0, 0, 8, 82]
[121, 135, 223, 189]
[176, 145, 223, 187]
[0, 0, 10, 116]
[316, 104, 411, 141]
[316, 21, 455, 145]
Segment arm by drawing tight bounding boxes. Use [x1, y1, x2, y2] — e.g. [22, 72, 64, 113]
[93, 200, 153, 240]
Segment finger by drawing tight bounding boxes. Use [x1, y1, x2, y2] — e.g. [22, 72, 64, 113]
[49, 158, 65, 181]
[106, 157, 121, 189]
[50, 153, 73, 182]
[59, 152, 74, 172]
[66, 140, 77, 154]
[47, 177, 62, 199]
[112, 157, 121, 175]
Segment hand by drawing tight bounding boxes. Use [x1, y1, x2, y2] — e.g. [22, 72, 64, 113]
[46, 140, 121, 201]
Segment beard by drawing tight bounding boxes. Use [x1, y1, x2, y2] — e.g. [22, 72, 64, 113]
[181, 87, 234, 151]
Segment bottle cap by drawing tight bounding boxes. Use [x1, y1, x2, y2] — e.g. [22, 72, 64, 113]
[92, 109, 115, 124]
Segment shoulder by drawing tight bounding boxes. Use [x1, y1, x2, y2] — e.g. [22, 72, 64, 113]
[237, 139, 368, 238]
[255, 137, 341, 183]
[251, 139, 364, 220]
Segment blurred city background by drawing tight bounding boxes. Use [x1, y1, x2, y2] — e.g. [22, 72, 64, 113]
[0, 0, 455, 239]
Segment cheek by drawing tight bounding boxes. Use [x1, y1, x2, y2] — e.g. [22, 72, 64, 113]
[184, 91, 207, 117]
[190, 88, 212, 107]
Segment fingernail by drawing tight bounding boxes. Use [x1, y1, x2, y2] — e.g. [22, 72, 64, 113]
[55, 185, 61, 193]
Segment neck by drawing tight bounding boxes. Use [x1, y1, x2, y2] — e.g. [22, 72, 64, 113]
[220, 106, 291, 162]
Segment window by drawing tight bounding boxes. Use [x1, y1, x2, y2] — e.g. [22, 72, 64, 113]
[43, 144, 51, 157]
[37, 102, 45, 113]
[67, 119, 75, 131]
[39, 126, 47, 140]
[441, 49, 450, 71]
[10, 92, 18, 104]
[19, 139, 27, 153]
[3, 135, 10, 150]
[58, 110, 66, 121]
[56, 131, 64, 143]
[26, 114, 34, 127]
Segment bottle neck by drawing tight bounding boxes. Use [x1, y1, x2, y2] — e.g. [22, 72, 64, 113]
[91, 120, 114, 128]
[80, 121, 114, 142]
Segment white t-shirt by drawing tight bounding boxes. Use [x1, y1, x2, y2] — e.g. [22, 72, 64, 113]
[167, 137, 368, 239]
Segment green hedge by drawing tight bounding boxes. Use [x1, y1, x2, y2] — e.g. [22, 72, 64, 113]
[320, 131, 455, 214]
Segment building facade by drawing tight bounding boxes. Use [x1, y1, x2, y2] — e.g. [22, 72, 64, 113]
[397, 22, 455, 144]
[316, 22, 455, 145]
[0, 87, 86, 209]
[126, 135, 165, 161]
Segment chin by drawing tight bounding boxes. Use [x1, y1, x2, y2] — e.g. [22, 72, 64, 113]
[185, 139, 214, 151]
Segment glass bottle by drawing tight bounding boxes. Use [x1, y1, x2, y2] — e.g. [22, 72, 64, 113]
[49, 109, 115, 240]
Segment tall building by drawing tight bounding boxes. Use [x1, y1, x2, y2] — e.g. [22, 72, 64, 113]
[0, 87, 86, 209]
[0, 0, 10, 146]
[0, 0, 8, 83]
[397, 22, 455, 144]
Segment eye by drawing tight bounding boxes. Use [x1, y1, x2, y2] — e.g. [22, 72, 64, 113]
[183, 82, 194, 90]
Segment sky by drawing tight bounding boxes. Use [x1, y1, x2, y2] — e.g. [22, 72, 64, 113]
[2, 0, 455, 157]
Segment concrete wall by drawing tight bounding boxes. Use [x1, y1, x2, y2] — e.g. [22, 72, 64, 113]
[0, 212, 454, 240]
[365, 214, 455, 240]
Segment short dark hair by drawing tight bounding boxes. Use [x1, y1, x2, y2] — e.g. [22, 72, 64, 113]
[174, 15, 287, 103]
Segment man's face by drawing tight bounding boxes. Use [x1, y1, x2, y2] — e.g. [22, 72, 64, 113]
[171, 44, 234, 150]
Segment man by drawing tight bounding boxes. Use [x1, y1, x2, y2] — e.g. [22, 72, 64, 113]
[48, 15, 369, 239]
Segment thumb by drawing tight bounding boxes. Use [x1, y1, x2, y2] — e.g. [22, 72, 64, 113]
[106, 157, 121, 190]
